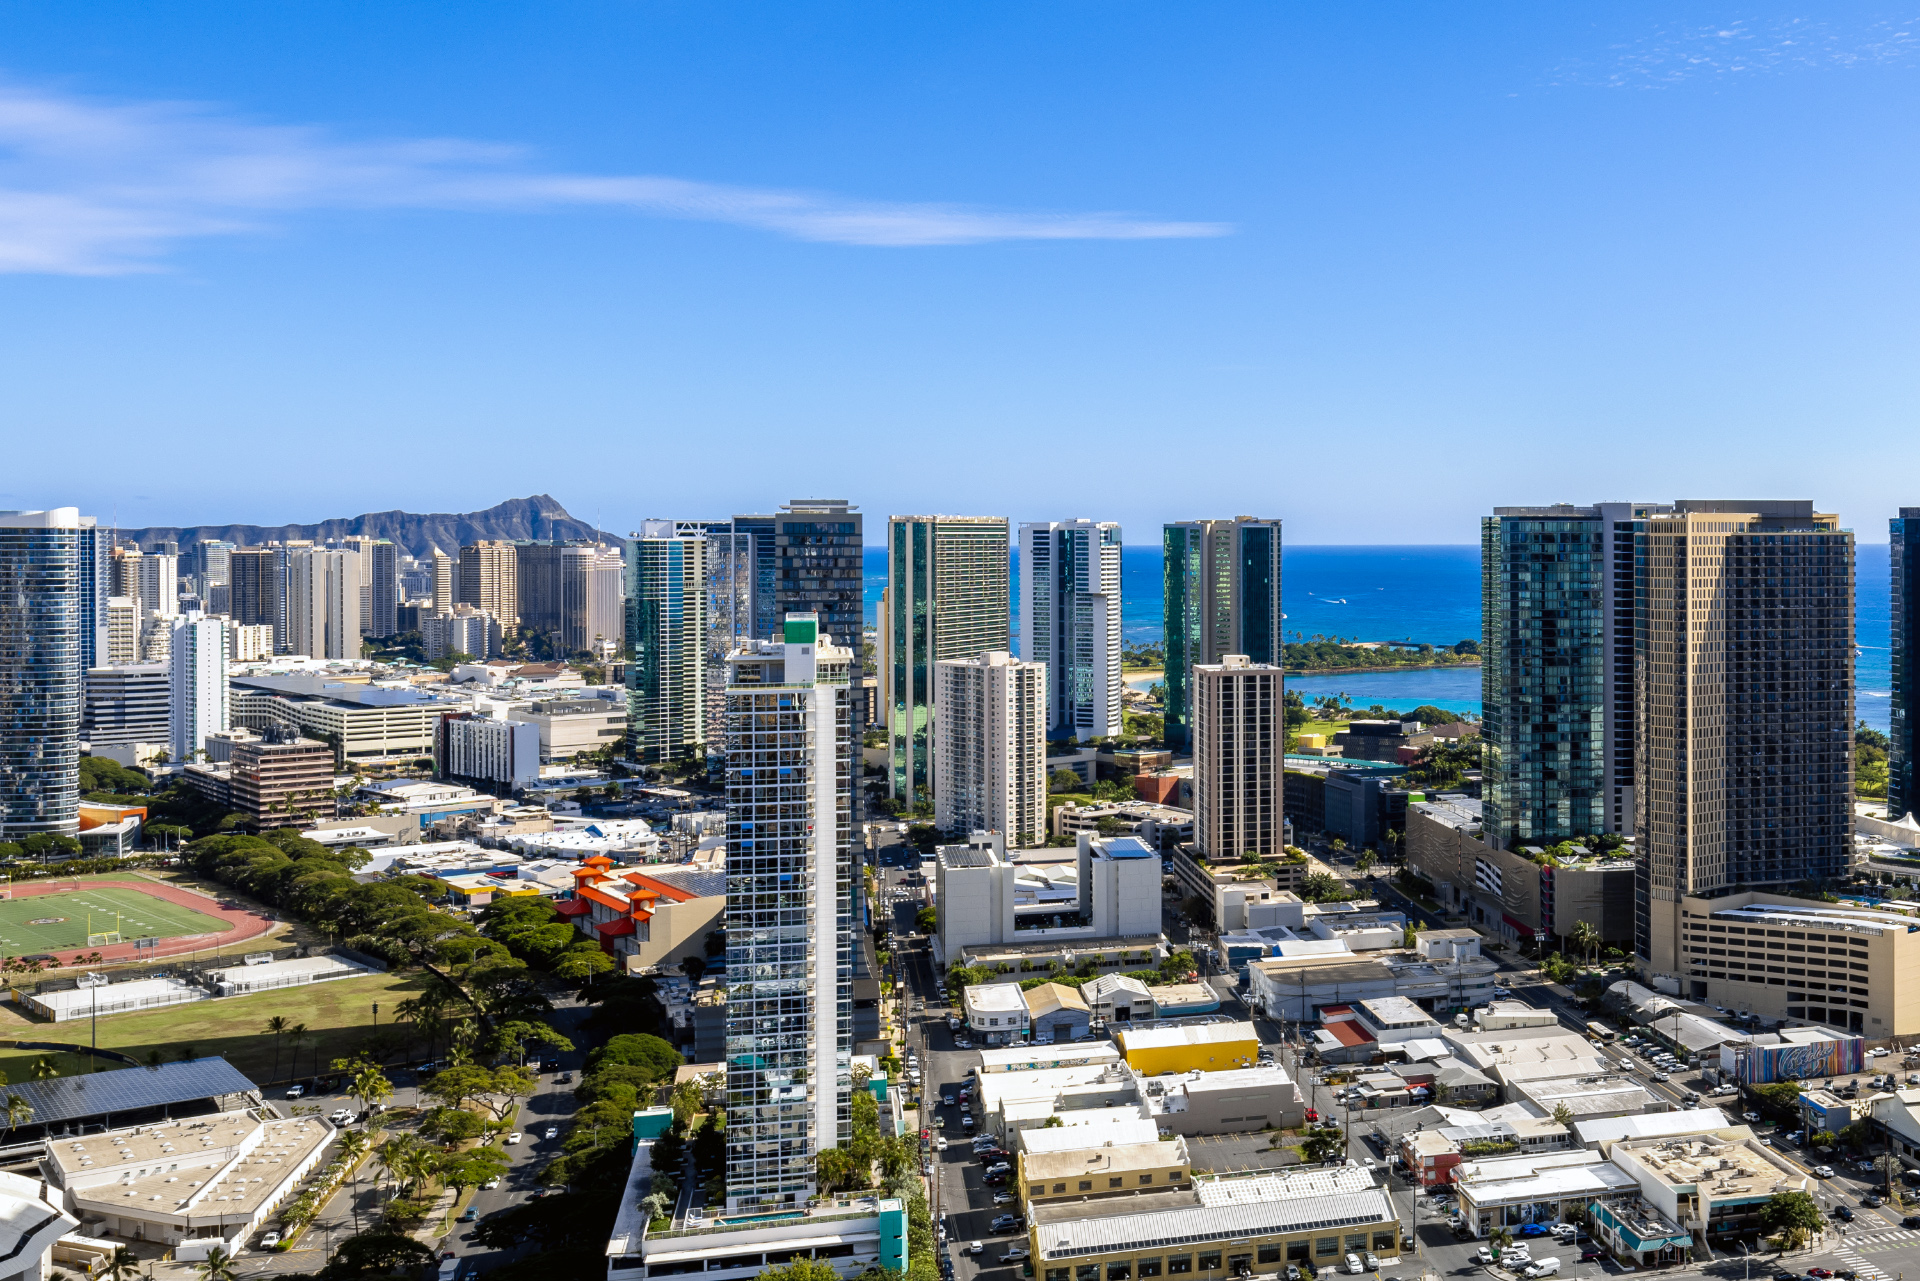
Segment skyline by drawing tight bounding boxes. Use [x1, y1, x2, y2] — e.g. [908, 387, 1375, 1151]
[9, 4, 1920, 539]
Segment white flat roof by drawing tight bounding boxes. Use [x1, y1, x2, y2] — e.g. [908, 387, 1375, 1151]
[965, 983, 1028, 1013]
[1574, 1108, 1732, 1147]
[1119, 1021, 1256, 1051]
[977, 1043, 1121, 1071]
[1018, 1118, 1161, 1154]
[1181, 1066, 1294, 1094]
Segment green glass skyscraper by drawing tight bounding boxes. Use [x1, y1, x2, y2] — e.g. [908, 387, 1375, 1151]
[1162, 518, 1281, 752]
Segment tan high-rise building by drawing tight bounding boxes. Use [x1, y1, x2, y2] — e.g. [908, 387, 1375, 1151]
[1192, 655, 1285, 861]
[1634, 501, 1856, 1019]
[428, 545, 453, 614]
[458, 541, 518, 631]
[105, 597, 142, 665]
[933, 651, 1047, 847]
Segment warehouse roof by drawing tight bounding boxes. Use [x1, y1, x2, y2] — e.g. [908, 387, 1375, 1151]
[1021, 1140, 1186, 1183]
[1118, 1021, 1256, 1052]
[1033, 1168, 1389, 1261]
[2, 1057, 257, 1131]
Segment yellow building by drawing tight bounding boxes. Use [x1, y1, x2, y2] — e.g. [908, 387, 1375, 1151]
[1019, 1139, 1191, 1211]
[1115, 1021, 1259, 1075]
[1031, 1167, 1398, 1281]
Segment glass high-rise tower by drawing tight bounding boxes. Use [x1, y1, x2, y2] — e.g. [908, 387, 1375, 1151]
[882, 515, 1010, 800]
[722, 614, 854, 1210]
[1162, 518, 1282, 751]
[1893, 509, 1920, 818]
[0, 508, 94, 839]
[626, 523, 707, 764]
[1019, 520, 1122, 740]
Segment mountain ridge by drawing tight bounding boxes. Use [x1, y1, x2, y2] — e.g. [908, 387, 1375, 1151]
[114, 495, 621, 561]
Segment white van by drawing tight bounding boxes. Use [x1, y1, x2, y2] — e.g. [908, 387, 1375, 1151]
[1523, 1259, 1561, 1278]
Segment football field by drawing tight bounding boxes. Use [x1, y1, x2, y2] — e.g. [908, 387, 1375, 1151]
[0, 887, 228, 954]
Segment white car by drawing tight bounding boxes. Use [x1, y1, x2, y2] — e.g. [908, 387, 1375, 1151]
[1003, 1248, 1031, 1263]
[284, 1085, 305, 1099]
[328, 1109, 352, 1125]
[482, 1177, 502, 1189]
[506, 1132, 523, 1144]
[259, 1230, 281, 1249]
[1346, 1254, 1365, 1275]
[544, 1127, 558, 1140]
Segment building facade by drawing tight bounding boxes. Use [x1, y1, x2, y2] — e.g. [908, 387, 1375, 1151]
[286, 548, 361, 660]
[722, 614, 855, 1210]
[228, 548, 282, 651]
[82, 664, 171, 748]
[627, 522, 707, 764]
[435, 713, 541, 792]
[1163, 518, 1282, 751]
[882, 515, 1010, 800]
[933, 651, 1047, 845]
[169, 615, 230, 763]
[458, 540, 519, 631]
[1192, 655, 1286, 861]
[1019, 519, 1122, 739]
[422, 605, 500, 660]
[1893, 508, 1920, 818]
[0, 509, 94, 838]
[1635, 502, 1854, 982]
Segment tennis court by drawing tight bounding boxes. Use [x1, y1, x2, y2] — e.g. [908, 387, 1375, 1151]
[0, 886, 229, 954]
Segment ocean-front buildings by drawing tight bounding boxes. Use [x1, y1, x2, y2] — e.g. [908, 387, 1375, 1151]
[1162, 518, 1282, 752]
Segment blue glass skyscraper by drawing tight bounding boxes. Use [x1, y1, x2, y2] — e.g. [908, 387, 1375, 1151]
[0, 509, 92, 839]
[1893, 509, 1920, 818]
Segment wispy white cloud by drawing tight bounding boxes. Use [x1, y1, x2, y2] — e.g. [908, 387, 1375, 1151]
[0, 81, 1229, 273]
[1549, 14, 1920, 89]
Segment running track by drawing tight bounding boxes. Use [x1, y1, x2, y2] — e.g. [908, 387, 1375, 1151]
[0, 879, 273, 964]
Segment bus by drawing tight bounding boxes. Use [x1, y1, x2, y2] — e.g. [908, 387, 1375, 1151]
[1585, 1021, 1616, 1042]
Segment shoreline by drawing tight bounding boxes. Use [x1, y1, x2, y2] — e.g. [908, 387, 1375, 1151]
[1287, 660, 1481, 677]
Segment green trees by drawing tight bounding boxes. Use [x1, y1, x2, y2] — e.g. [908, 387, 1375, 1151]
[592, 1033, 683, 1082]
[1755, 1082, 1806, 1113]
[1759, 1189, 1823, 1249]
[1299, 1124, 1346, 1163]
[915, 906, 937, 933]
[1859, 722, 1892, 798]
[758, 1261, 843, 1281]
[1568, 921, 1601, 968]
[1298, 872, 1350, 903]
[1049, 769, 1084, 793]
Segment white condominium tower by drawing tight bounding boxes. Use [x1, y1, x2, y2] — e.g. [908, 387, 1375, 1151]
[286, 548, 362, 660]
[1019, 520, 1122, 739]
[880, 515, 1010, 803]
[723, 614, 854, 1210]
[1192, 655, 1286, 861]
[169, 614, 230, 763]
[933, 651, 1048, 847]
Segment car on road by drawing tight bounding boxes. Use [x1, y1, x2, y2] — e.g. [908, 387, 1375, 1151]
[1492, 987, 1511, 998]
[542, 1058, 562, 1071]
[1651, 1072, 1669, 1082]
[1345, 1255, 1364, 1275]
[506, 1132, 523, 1144]
[1002, 1248, 1030, 1264]
[955, 1039, 974, 1049]
[1833, 1206, 1854, 1222]
[260, 1230, 282, 1249]
[1808, 1269, 1834, 1278]
[1812, 1165, 1836, 1178]
[1743, 1111, 1762, 1122]
[1862, 1194, 1883, 1207]
[328, 1108, 352, 1125]
[934, 1138, 949, 1151]
[991, 1214, 1022, 1232]
[543, 1126, 559, 1140]
[1774, 1270, 1802, 1281]
[458, 1206, 478, 1222]
[285, 1085, 305, 1099]
[556, 1072, 573, 1084]
[1905, 1215, 1920, 1230]
[482, 1178, 501, 1190]
[965, 1242, 985, 1256]
[1836, 1271, 1858, 1280]
[943, 1093, 955, 1105]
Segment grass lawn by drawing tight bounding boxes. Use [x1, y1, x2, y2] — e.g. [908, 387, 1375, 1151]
[0, 970, 435, 1085]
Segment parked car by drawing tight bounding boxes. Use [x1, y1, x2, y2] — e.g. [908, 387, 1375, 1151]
[992, 1192, 1016, 1206]
[1364, 1252, 1379, 1271]
[259, 1230, 282, 1249]
[1904, 1215, 1920, 1230]
[1523, 1260, 1560, 1278]
[1836, 1271, 1858, 1280]
[1346, 1255, 1365, 1275]
[965, 1242, 985, 1256]
[1808, 1269, 1834, 1278]
[1862, 1194, 1883, 1208]
[285, 1084, 306, 1099]
[1286, 1269, 1302, 1281]
[943, 1093, 956, 1105]
[1579, 1252, 1602, 1264]
[1003, 1248, 1030, 1264]
[991, 1214, 1022, 1232]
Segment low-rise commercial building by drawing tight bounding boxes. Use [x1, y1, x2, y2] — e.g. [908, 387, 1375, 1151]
[1609, 1132, 1808, 1250]
[1027, 1167, 1399, 1281]
[1246, 948, 1500, 1024]
[43, 1112, 333, 1260]
[937, 832, 1164, 959]
[1082, 974, 1154, 1025]
[965, 982, 1032, 1046]
[1451, 1149, 1639, 1238]
[955, 937, 1169, 986]
[1051, 801, 1194, 853]
[1148, 984, 1220, 1019]
[230, 674, 456, 763]
[1019, 1139, 1191, 1211]
[977, 1043, 1122, 1076]
[561, 858, 726, 972]
[507, 697, 626, 762]
[1135, 1064, 1306, 1133]
[1116, 1022, 1259, 1075]
[1025, 983, 1092, 1041]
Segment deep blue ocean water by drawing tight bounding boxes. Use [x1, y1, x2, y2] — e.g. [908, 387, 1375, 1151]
[864, 544, 1893, 729]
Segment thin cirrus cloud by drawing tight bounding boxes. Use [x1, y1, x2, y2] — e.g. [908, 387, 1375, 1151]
[0, 80, 1231, 274]
[1548, 14, 1920, 88]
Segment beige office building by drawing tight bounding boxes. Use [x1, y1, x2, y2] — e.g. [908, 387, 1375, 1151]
[933, 651, 1048, 847]
[458, 540, 519, 630]
[1192, 655, 1285, 861]
[1635, 502, 1855, 1008]
[429, 547, 455, 613]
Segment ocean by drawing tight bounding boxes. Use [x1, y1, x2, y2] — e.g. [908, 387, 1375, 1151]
[863, 543, 1893, 730]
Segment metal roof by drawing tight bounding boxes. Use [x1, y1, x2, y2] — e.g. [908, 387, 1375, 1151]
[1037, 1173, 1390, 1260]
[4, 1057, 257, 1129]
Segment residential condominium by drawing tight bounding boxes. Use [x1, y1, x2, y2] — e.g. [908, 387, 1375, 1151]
[1163, 518, 1282, 751]
[626, 522, 707, 764]
[880, 515, 1010, 801]
[105, 597, 141, 665]
[458, 540, 519, 631]
[1192, 655, 1286, 861]
[428, 547, 454, 614]
[169, 614, 230, 764]
[932, 651, 1047, 846]
[1893, 508, 1920, 817]
[228, 548, 282, 651]
[563, 542, 625, 657]
[772, 500, 866, 726]
[722, 614, 855, 1210]
[1019, 519, 1122, 740]
[343, 536, 399, 638]
[1634, 501, 1854, 983]
[0, 508, 100, 838]
[286, 547, 362, 660]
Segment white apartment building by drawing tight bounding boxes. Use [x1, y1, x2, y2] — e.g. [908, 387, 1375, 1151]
[106, 596, 141, 665]
[228, 623, 274, 662]
[286, 547, 361, 660]
[436, 714, 541, 790]
[933, 650, 1047, 846]
[422, 605, 501, 660]
[722, 613, 855, 1210]
[935, 830, 1163, 958]
[1193, 655, 1286, 859]
[169, 614, 230, 763]
[1019, 520, 1123, 738]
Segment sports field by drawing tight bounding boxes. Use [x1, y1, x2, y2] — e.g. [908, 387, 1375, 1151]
[0, 887, 228, 954]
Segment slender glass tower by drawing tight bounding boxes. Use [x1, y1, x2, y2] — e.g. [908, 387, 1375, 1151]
[722, 614, 854, 1210]
[1019, 520, 1122, 740]
[0, 509, 91, 838]
[1162, 518, 1282, 751]
[1893, 509, 1920, 818]
[626, 522, 707, 764]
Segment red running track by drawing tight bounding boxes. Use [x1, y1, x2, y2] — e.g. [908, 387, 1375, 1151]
[1, 879, 274, 965]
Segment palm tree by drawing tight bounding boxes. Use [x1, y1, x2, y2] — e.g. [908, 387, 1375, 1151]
[337, 1129, 371, 1232]
[265, 1015, 292, 1086]
[1570, 920, 1602, 970]
[2, 1094, 32, 1144]
[287, 1022, 310, 1089]
[107, 1246, 139, 1281]
[29, 1058, 57, 1081]
[196, 1246, 239, 1281]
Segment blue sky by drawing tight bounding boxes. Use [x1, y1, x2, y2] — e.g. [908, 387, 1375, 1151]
[4, 3, 1920, 543]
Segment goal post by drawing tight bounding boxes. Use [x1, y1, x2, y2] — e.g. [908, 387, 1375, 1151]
[86, 912, 122, 948]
